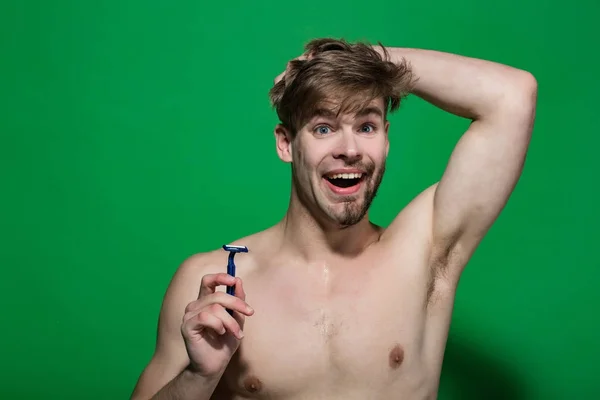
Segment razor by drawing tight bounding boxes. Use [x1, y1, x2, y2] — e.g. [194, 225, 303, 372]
[222, 244, 249, 315]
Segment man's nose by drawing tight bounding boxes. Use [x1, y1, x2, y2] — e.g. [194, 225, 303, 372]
[332, 129, 362, 162]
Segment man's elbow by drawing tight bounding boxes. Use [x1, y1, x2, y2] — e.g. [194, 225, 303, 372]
[516, 70, 538, 107]
[495, 70, 538, 129]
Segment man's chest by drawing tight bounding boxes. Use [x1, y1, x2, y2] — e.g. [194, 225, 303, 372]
[218, 258, 439, 398]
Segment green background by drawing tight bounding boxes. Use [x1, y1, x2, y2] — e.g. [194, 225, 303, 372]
[1, 0, 598, 398]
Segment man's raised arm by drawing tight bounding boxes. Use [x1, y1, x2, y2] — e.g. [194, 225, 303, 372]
[385, 47, 537, 275]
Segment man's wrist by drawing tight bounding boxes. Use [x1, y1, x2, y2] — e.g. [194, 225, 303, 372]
[183, 364, 224, 384]
[150, 367, 222, 400]
[373, 45, 399, 61]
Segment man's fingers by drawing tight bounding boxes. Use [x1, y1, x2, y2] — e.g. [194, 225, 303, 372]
[198, 273, 236, 297]
[184, 275, 253, 338]
[274, 71, 285, 84]
[212, 304, 245, 340]
[182, 310, 226, 337]
[274, 54, 310, 84]
[185, 290, 253, 318]
[231, 278, 251, 330]
[206, 291, 253, 316]
[182, 304, 245, 340]
[234, 278, 246, 301]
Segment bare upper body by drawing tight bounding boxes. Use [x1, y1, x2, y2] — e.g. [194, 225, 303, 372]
[130, 42, 537, 400]
[212, 188, 455, 400]
[142, 185, 454, 400]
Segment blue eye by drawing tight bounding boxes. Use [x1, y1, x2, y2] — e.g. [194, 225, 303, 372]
[361, 124, 375, 133]
[315, 126, 331, 135]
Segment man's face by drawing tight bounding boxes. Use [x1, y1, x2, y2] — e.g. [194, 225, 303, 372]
[278, 98, 390, 227]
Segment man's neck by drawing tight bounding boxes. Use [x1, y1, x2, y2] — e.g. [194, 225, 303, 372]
[276, 195, 382, 262]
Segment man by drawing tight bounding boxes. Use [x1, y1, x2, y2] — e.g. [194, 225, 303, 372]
[131, 38, 537, 399]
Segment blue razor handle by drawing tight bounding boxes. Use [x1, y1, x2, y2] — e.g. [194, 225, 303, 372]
[222, 245, 248, 315]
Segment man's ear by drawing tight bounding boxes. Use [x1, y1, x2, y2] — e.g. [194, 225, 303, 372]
[275, 124, 293, 163]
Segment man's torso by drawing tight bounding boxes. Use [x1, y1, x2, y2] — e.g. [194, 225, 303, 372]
[205, 187, 459, 399]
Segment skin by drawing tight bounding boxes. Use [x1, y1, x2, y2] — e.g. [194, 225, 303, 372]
[130, 46, 537, 400]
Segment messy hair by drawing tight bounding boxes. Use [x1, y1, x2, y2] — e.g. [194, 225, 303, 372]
[269, 38, 416, 135]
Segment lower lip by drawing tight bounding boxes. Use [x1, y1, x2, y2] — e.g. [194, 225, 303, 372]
[323, 177, 364, 195]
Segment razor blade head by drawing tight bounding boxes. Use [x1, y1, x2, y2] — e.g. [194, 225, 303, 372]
[222, 244, 249, 253]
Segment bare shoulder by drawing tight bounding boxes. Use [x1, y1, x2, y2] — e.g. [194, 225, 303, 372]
[161, 250, 228, 308]
[172, 249, 228, 285]
[172, 227, 275, 285]
[158, 228, 274, 344]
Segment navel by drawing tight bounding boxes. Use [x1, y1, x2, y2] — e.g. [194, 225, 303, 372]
[243, 375, 263, 394]
[388, 344, 405, 369]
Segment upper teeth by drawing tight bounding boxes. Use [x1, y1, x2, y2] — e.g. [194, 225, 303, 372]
[329, 173, 362, 179]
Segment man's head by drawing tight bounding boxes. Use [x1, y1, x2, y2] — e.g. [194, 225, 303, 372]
[269, 38, 415, 228]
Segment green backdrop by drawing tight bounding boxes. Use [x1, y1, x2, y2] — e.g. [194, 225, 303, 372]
[2, 0, 598, 399]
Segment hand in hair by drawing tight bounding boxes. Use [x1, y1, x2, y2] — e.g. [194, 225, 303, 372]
[274, 54, 310, 85]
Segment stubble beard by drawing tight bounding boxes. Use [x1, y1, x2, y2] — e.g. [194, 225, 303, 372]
[335, 162, 386, 227]
[291, 161, 386, 229]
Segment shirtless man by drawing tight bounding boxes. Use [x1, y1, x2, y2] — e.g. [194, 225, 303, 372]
[130, 38, 537, 399]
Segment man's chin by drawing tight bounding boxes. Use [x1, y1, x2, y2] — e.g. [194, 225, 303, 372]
[337, 215, 366, 228]
[325, 206, 367, 228]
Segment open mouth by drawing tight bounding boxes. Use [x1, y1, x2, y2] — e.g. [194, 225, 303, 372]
[323, 172, 365, 194]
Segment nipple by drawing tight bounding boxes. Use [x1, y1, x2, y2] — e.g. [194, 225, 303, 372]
[243, 375, 263, 393]
[389, 344, 405, 369]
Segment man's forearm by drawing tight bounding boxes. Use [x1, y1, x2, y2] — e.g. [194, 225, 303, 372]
[384, 47, 536, 121]
[150, 368, 220, 400]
